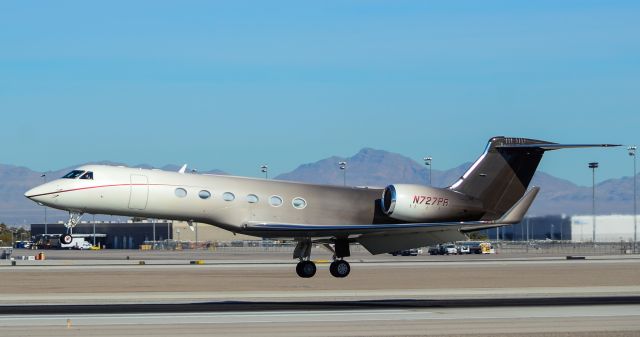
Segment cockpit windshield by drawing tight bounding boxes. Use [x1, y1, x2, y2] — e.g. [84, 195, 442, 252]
[80, 171, 94, 180]
[62, 170, 85, 179]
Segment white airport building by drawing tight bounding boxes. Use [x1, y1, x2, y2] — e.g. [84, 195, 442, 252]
[571, 215, 638, 243]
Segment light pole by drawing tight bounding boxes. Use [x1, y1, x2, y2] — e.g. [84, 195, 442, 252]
[92, 214, 96, 246]
[260, 164, 268, 179]
[339, 161, 347, 186]
[589, 162, 599, 243]
[423, 157, 432, 186]
[629, 146, 637, 253]
[41, 174, 47, 235]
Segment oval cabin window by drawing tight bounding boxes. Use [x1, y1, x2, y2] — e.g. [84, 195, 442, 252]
[292, 197, 307, 209]
[175, 188, 187, 198]
[222, 192, 235, 201]
[269, 195, 283, 207]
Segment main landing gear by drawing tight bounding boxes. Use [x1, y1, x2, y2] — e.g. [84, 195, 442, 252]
[329, 259, 350, 278]
[60, 211, 83, 245]
[293, 238, 351, 278]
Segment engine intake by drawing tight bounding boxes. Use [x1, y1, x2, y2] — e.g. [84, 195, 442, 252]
[382, 185, 396, 215]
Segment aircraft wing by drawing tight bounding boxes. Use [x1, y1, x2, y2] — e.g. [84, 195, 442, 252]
[242, 187, 539, 254]
[243, 221, 470, 254]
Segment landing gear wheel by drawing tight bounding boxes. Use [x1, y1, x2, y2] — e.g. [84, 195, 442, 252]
[60, 234, 73, 245]
[329, 260, 350, 278]
[296, 261, 317, 278]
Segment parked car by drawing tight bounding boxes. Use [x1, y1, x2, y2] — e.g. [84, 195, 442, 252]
[457, 245, 470, 254]
[456, 241, 483, 254]
[390, 248, 420, 256]
[440, 244, 458, 255]
[71, 241, 94, 250]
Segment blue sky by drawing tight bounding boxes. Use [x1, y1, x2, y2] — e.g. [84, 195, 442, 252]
[1, 1, 638, 186]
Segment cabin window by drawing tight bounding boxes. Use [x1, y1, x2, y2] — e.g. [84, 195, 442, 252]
[223, 192, 235, 201]
[198, 190, 211, 199]
[175, 188, 187, 198]
[246, 194, 259, 203]
[80, 171, 93, 180]
[292, 197, 307, 209]
[269, 195, 283, 207]
[62, 170, 85, 179]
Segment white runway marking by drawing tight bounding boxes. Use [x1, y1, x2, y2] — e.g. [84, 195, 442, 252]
[2, 305, 640, 327]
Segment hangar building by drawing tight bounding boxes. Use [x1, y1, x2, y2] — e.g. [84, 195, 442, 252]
[31, 220, 173, 249]
[571, 215, 637, 242]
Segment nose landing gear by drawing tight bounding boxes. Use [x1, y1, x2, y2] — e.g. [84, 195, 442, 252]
[60, 212, 84, 245]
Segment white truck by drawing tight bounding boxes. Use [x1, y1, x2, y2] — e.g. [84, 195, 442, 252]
[59, 237, 92, 250]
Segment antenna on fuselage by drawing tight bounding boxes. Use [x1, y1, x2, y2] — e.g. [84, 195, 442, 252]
[178, 164, 187, 174]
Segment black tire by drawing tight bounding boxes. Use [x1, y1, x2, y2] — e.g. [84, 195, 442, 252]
[329, 260, 350, 278]
[60, 234, 73, 245]
[296, 261, 316, 278]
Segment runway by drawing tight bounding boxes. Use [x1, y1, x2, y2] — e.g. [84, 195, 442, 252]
[2, 303, 640, 336]
[2, 253, 640, 336]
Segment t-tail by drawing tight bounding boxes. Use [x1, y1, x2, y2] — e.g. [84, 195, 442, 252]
[449, 136, 619, 221]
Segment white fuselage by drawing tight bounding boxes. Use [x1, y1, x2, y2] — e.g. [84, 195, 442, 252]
[25, 165, 387, 237]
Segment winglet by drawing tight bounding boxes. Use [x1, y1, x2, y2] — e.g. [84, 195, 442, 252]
[178, 164, 187, 174]
[493, 186, 540, 224]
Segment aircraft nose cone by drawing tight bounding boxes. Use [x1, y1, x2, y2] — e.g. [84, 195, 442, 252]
[24, 187, 38, 199]
[25, 185, 49, 202]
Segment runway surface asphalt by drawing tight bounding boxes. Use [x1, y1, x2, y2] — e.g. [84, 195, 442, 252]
[2, 302, 640, 336]
[1, 252, 640, 336]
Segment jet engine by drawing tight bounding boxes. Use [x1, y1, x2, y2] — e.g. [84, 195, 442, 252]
[381, 184, 482, 222]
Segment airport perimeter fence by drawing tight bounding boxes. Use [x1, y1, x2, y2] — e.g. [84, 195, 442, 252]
[493, 241, 636, 255]
[141, 240, 372, 253]
[141, 240, 636, 255]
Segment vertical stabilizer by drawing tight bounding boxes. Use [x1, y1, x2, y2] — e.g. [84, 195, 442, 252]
[449, 137, 549, 219]
[449, 137, 619, 220]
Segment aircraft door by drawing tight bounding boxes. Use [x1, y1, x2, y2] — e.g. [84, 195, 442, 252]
[129, 174, 149, 210]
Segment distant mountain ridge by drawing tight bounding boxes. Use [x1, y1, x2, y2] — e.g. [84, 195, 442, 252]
[274, 148, 639, 217]
[0, 149, 637, 225]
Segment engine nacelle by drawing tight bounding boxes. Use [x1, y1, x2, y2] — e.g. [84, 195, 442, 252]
[381, 184, 482, 222]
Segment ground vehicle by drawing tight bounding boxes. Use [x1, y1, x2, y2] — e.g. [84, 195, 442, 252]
[390, 248, 419, 256]
[14, 241, 32, 249]
[428, 244, 458, 255]
[456, 241, 483, 254]
[479, 242, 495, 254]
[457, 245, 470, 254]
[435, 244, 457, 255]
[60, 237, 91, 249]
[71, 241, 94, 250]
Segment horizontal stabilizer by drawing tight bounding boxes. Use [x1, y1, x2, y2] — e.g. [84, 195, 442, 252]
[460, 187, 539, 233]
[494, 186, 539, 224]
[497, 143, 620, 151]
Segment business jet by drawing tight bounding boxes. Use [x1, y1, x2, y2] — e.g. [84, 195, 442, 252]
[25, 137, 617, 278]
